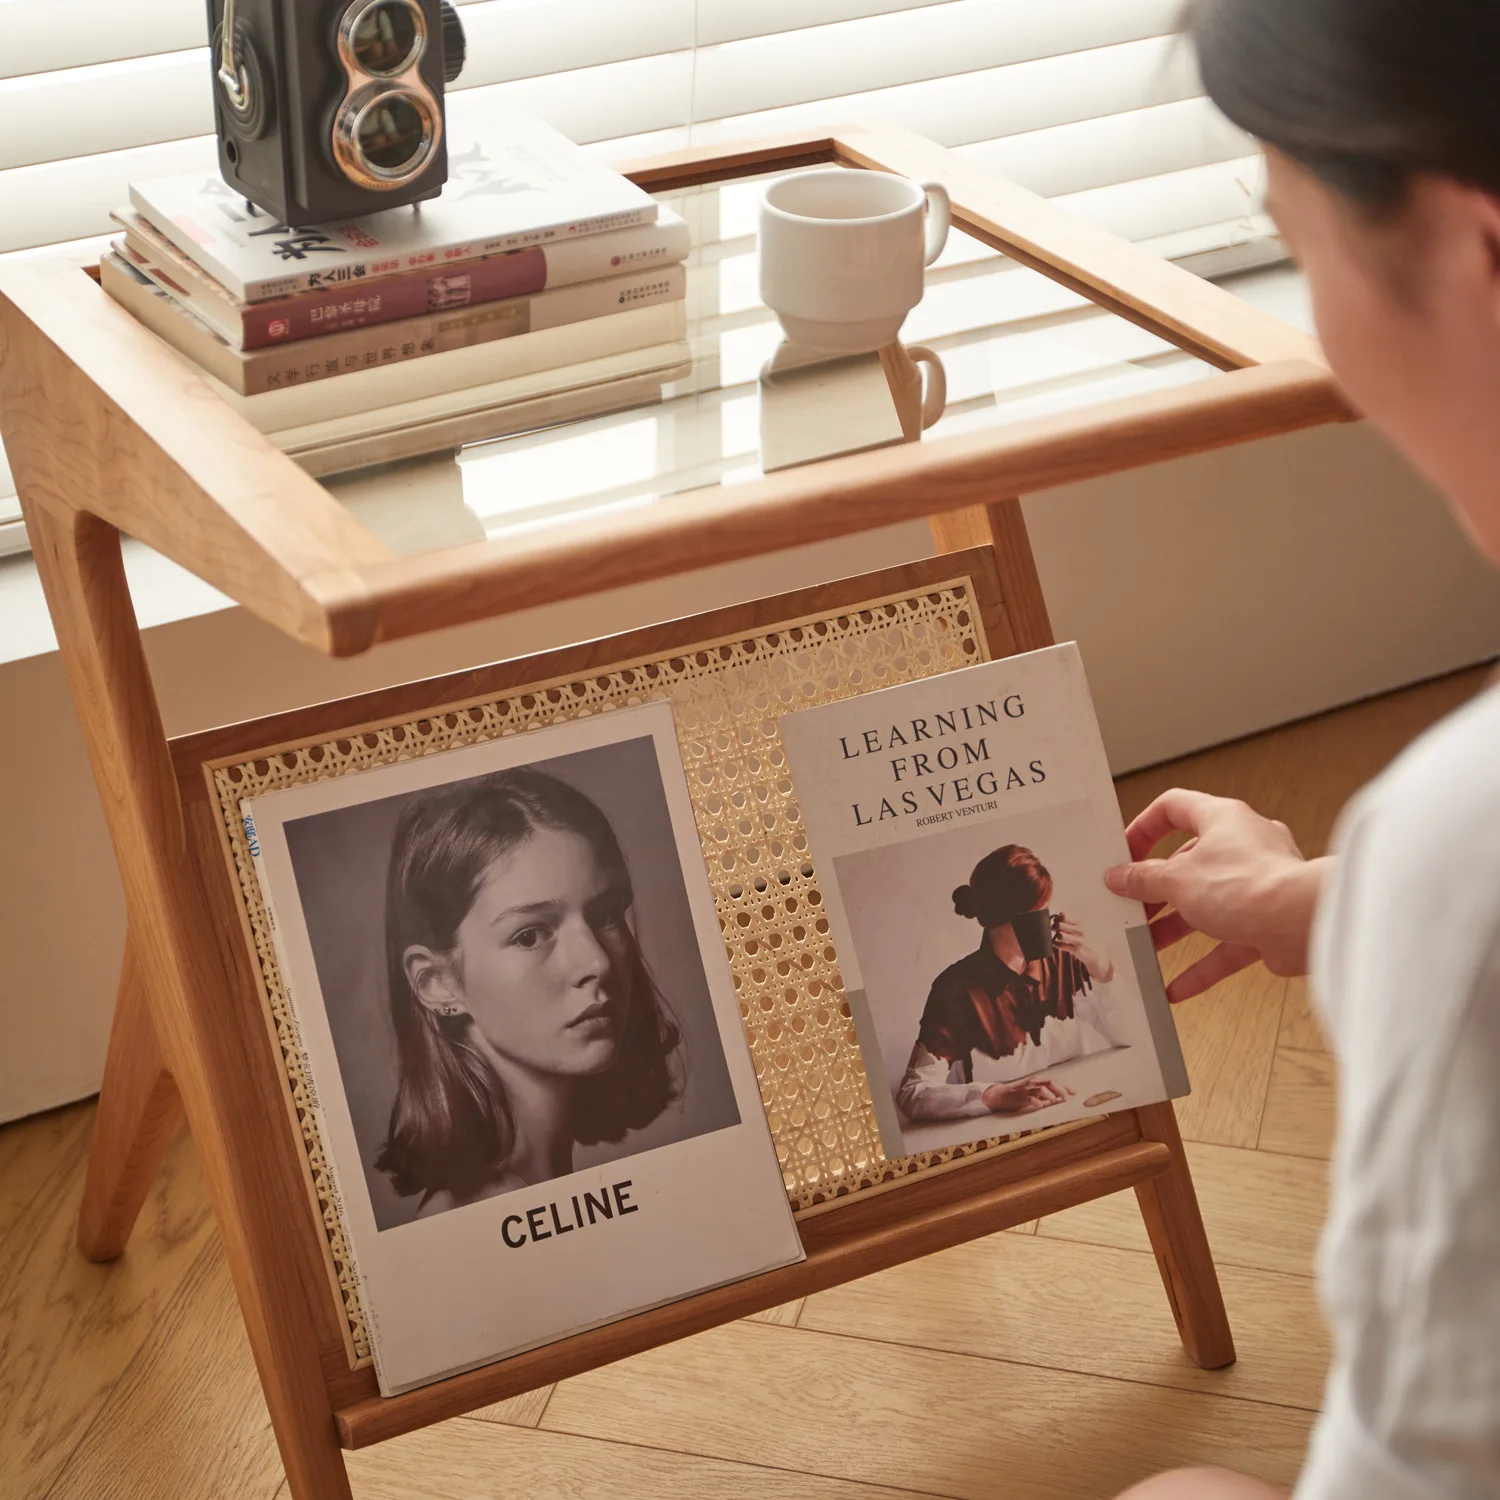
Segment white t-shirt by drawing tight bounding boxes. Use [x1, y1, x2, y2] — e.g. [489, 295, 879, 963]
[1298, 678, 1500, 1500]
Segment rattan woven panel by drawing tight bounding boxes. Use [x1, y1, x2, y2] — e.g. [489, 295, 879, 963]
[210, 572, 1056, 1363]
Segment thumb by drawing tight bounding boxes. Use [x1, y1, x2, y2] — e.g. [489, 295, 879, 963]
[1105, 857, 1175, 905]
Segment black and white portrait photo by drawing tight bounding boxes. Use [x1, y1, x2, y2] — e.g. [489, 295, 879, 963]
[280, 732, 740, 1230]
[240, 702, 803, 1394]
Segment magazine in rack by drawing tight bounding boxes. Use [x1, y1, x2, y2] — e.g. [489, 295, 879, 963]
[780, 643, 1188, 1160]
[242, 702, 802, 1396]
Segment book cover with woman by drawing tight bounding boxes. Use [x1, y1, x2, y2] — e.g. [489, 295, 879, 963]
[780, 644, 1187, 1158]
[241, 703, 801, 1395]
[896, 842, 1133, 1130]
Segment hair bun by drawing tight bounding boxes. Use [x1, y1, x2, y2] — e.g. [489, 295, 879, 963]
[952, 884, 977, 919]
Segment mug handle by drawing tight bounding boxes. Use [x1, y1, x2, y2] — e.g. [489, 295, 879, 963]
[920, 181, 951, 265]
[905, 345, 947, 430]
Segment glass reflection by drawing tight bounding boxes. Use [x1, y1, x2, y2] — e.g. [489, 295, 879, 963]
[758, 340, 948, 473]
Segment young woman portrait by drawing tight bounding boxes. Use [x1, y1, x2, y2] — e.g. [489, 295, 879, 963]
[1112, 3, 1500, 1498]
[373, 767, 682, 1218]
[897, 843, 1128, 1124]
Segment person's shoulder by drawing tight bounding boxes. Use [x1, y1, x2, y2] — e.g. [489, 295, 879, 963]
[1348, 679, 1500, 863]
[1325, 680, 1500, 984]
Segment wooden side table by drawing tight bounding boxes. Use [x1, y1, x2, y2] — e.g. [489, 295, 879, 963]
[0, 126, 1348, 1500]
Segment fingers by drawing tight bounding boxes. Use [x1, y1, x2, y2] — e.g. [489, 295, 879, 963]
[1024, 1079, 1073, 1106]
[1122, 788, 1221, 861]
[1105, 856, 1176, 905]
[1148, 910, 1196, 951]
[1165, 941, 1259, 1004]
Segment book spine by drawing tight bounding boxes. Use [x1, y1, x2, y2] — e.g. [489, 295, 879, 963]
[220, 304, 687, 429]
[116, 238, 243, 345]
[234, 216, 690, 348]
[237, 205, 662, 301]
[236, 265, 685, 396]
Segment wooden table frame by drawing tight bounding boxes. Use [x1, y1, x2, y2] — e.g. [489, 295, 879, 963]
[0, 126, 1349, 1499]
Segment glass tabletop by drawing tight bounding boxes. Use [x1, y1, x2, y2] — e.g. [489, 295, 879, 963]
[321, 167, 1224, 557]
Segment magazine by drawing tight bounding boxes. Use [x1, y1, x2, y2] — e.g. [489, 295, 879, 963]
[241, 702, 803, 1395]
[779, 644, 1188, 1159]
[130, 110, 659, 301]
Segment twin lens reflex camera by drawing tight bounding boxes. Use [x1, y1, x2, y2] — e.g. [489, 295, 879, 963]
[208, 0, 467, 227]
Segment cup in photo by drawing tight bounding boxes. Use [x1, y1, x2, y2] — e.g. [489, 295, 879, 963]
[758, 168, 951, 353]
[1011, 907, 1056, 963]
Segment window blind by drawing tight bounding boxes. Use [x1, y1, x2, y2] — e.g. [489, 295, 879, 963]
[0, 0, 1276, 554]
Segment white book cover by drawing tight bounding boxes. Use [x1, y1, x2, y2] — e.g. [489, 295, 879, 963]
[131, 109, 659, 301]
[242, 703, 802, 1395]
[779, 645, 1188, 1160]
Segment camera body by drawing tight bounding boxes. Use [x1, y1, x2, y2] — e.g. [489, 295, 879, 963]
[208, 0, 465, 227]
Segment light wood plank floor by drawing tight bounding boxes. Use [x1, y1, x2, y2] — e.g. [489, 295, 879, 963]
[2, 665, 1491, 1500]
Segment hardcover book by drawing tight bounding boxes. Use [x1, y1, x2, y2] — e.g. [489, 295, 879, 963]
[113, 205, 691, 349]
[779, 644, 1188, 1159]
[129, 109, 659, 302]
[101, 250, 687, 396]
[241, 702, 803, 1396]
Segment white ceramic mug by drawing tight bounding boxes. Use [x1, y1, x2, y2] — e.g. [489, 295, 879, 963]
[758, 168, 951, 353]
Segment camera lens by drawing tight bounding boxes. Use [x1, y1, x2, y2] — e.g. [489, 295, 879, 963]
[354, 92, 429, 173]
[349, 1, 422, 76]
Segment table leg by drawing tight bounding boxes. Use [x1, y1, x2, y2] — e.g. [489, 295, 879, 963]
[77, 931, 185, 1261]
[1133, 1101, 1236, 1369]
[25, 501, 356, 1500]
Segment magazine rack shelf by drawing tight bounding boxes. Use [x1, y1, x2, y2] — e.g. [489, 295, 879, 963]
[0, 126, 1349, 1498]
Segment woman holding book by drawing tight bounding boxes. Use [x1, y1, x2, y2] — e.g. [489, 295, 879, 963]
[1110, 4, 1500, 1498]
[896, 844, 1128, 1122]
[374, 767, 682, 1216]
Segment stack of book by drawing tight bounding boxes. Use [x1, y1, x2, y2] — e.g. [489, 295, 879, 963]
[100, 109, 692, 471]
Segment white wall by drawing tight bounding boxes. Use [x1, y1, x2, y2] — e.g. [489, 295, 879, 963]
[2, 417, 1498, 1123]
[1029, 421, 1500, 770]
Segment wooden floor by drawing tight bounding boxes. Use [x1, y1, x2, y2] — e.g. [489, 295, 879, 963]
[2, 665, 1491, 1500]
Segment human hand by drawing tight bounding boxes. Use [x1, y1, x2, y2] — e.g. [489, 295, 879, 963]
[1054, 911, 1114, 982]
[981, 1078, 1074, 1115]
[1104, 789, 1330, 1003]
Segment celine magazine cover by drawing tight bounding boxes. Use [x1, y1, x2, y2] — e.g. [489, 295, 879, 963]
[241, 701, 802, 1395]
[779, 643, 1189, 1160]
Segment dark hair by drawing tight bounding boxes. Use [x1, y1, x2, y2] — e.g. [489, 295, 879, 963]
[375, 766, 680, 1202]
[952, 845, 1053, 930]
[1188, 0, 1500, 207]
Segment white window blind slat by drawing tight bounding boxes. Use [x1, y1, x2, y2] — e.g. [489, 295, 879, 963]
[0, 0, 204, 81]
[448, 51, 696, 146]
[0, 136, 217, 257]
[0, 51, 207, 173]
[691, 0, 1182, 123]
[954, 96, 1254, 201]
[430, 0, 694, 91]
[1054, 155, 1267, 245]
[697, 0, 954, 48]
[691, 36, 1198, 150]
